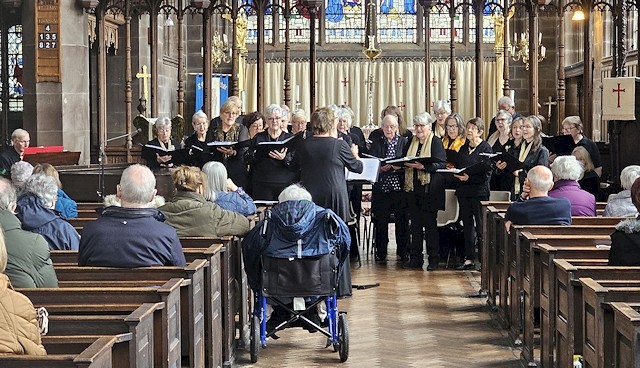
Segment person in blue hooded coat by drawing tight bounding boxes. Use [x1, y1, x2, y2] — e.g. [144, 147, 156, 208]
[16, 174, 80, 251]
[242, 184, 350, 294]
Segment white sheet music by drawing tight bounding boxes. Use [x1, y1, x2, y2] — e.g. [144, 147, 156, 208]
[346, 158, 380, 183]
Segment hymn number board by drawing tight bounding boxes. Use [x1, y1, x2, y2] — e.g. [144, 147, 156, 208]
[36, 0, 61, 82]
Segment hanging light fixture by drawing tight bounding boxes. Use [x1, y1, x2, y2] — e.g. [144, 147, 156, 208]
[572, 9, 585, 21]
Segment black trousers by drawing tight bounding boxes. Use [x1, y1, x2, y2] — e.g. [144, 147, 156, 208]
[457, 195, 487, 261]
[407, 187, 439, 266]
[372, 189, 409, 260]
[252, 181, 289, 201]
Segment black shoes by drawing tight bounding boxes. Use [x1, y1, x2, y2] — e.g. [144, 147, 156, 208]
[426, 264, 438, 271]
[456, 262, 475, 270]
[402, 260, 424, 269]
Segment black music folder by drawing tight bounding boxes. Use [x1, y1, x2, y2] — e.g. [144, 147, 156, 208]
[542, 135, 576, 155]
[480, 152, 523, 172]
[254, 132, 304, 156]
[142, 144, 192, 166]
[385, 156, 445, 166]
[445, 149, 459, 167]
[436, 160, 492, 176]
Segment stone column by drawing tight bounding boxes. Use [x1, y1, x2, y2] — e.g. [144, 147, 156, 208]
[22, 0, 90, 164]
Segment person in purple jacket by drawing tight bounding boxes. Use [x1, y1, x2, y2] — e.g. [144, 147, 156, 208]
[505, 165, 572, 233]
[548, 155, 596, 216]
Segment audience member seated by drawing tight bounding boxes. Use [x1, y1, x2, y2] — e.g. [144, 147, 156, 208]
[33, 163, 77, 219]
[160, 166, 250, 237]
[505, 165, 572, 233]
[0, 128, 30, 178]
[605, 165, 640, 217]
[242, 183, 350, 299]
[102, 193, 165, 208]
[202, 161, 256, 216]
[609, 177, 640, 266]
[0, 230, 47, 355]
[0, 178, 58, 288]
[10, 161, 33, 196]
[548, 155, 596, 216]
[78, 164, 186, 267]
[16, 174, 80, 250]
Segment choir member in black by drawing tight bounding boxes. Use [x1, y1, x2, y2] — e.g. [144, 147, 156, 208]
[141, 117, 182, 169]
[295, 106, 363, 297]
[454, 117, 493, 270]
[211, 100, 249, 188]
[572, 146, 600, 197]
[367, 105, 413, 142]
[336, 105, 364, 261]
[492, 116, 524, 198]
[402, 113, 446, 270]
[487, 110, 513, 192]
[561, 115, 602, 177]
[249, 104, 297, 201]
[290, 110, 308, 134]
[184, 110, 213, 167]
[243, 111, 264, 139]
[499, 115, 549, 198]
[432, 100, 452, 138]
[368, 114, 410, 262]
[442, 113, 466, 152]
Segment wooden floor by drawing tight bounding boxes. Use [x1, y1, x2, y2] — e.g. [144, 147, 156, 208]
[235, 256, 522, 367]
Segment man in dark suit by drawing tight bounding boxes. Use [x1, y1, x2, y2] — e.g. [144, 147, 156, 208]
[505, 165, 572, 233]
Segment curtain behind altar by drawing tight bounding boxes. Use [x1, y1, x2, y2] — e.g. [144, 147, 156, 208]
[246, 58, 500, 131]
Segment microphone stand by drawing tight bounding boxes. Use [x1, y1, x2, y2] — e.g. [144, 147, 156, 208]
[97, 130, 141, 200]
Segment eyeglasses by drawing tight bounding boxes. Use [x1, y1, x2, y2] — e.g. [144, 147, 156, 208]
[267, 117, 282, 121]
[194, 122, 207, 127]
[446, 125, 458, 129]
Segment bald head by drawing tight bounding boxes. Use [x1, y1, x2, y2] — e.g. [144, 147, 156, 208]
[526, 165, 554, 196]
[117, 164, 157, 207]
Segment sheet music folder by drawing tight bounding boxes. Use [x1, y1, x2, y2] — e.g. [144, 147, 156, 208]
[142, 144, 192, 165]
[480, 152, 523, 172]
[385, 156, 445, 166]
[254, 132, 304, 156]
[346, 158, 380, 183]
[436, 160, 492, 176]
[542, 135, 576, 155]
[207, 140, 252, 149]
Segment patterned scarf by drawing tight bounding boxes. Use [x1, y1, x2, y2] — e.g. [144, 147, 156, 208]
[381, 135, 402, 193]
[214, 123, 242, 159]
[404, 132, 434, 192]
[514, 140, 533, 194]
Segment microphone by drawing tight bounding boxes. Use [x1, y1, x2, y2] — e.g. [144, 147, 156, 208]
[131, 128, 142, 137]
[103, 128, 143, 144]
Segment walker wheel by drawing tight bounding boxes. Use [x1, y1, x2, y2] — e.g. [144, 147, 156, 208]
[338, 313, 349, 362]
[250, 315, 260, 363]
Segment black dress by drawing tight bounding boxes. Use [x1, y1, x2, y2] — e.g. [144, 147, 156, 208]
[296, 136, 363, 222]
[141, 138, 182, 169]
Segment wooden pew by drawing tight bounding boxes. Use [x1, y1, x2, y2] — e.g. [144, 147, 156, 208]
[481, 203, 510, 308]
[580, 279, 640, 368]
[54, 260, 207, 368]
[47, 303, 161, 368]
[553, 260, 640, 368]
[18, 278, 183, 368]
[609, 302, 640, 368]
[0, 334, 131, 368]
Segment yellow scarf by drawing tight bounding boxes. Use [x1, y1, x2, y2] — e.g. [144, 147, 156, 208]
[404, 132, 434, 192]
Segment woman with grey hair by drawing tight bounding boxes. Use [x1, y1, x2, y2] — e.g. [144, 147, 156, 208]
[16, 173, 80, 250]
[249, 103, 297, 201]
[290, 109, 308, 134]
[184, 110, 214, 167]
[10, 161, 33, 196]
[432, 100, 452, 138]
[142, 117, 182, 169]
[548, 155, 596, 216]
[202, 161, 256, 216]
[605, 165, 640, 217]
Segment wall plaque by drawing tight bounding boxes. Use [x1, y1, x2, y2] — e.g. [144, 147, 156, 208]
[35, 0, 61, 82]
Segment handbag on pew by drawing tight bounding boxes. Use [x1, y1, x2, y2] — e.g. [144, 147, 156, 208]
[35, 306, 49, 336]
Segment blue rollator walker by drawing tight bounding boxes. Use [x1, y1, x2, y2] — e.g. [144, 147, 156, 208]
[250, 252, 349, 363]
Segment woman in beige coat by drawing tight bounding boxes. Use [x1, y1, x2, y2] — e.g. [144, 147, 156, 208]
[0, 230, 47, 355]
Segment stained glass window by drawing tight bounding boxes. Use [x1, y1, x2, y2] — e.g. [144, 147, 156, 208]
[243, 0, 275, 44]
[428, 5, 463, 43]
[1, 25, 24, 112]
[325, 0, 365, 43]
[277, 4, 318, 44]
[378, 0, 417, 43]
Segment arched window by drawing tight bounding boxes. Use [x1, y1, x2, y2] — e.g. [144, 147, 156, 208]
[1, 24, 23, 112]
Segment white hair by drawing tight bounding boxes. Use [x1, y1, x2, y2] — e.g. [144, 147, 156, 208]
[278, 184, 312, 202]
[24, 173, 58, 209]
[156, 117, 172, 131]
[413, 112, 434, 126]
[119, 164, 156, 205]
[265, 104, 284, 118]
[11, 161, 34, 187]
[497, 96, 514, 108]
[0, 178, 16, 211]
[202, 161, 228, 201]
[192, 110, 208, 123]
[551, 155, 584, 181]
[433, 100, 451, 115]
[620, 165, 640, 190]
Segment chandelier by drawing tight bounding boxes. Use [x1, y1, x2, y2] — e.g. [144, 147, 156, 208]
[510, 31, 546, 70]
[211, 31, 230, 70]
